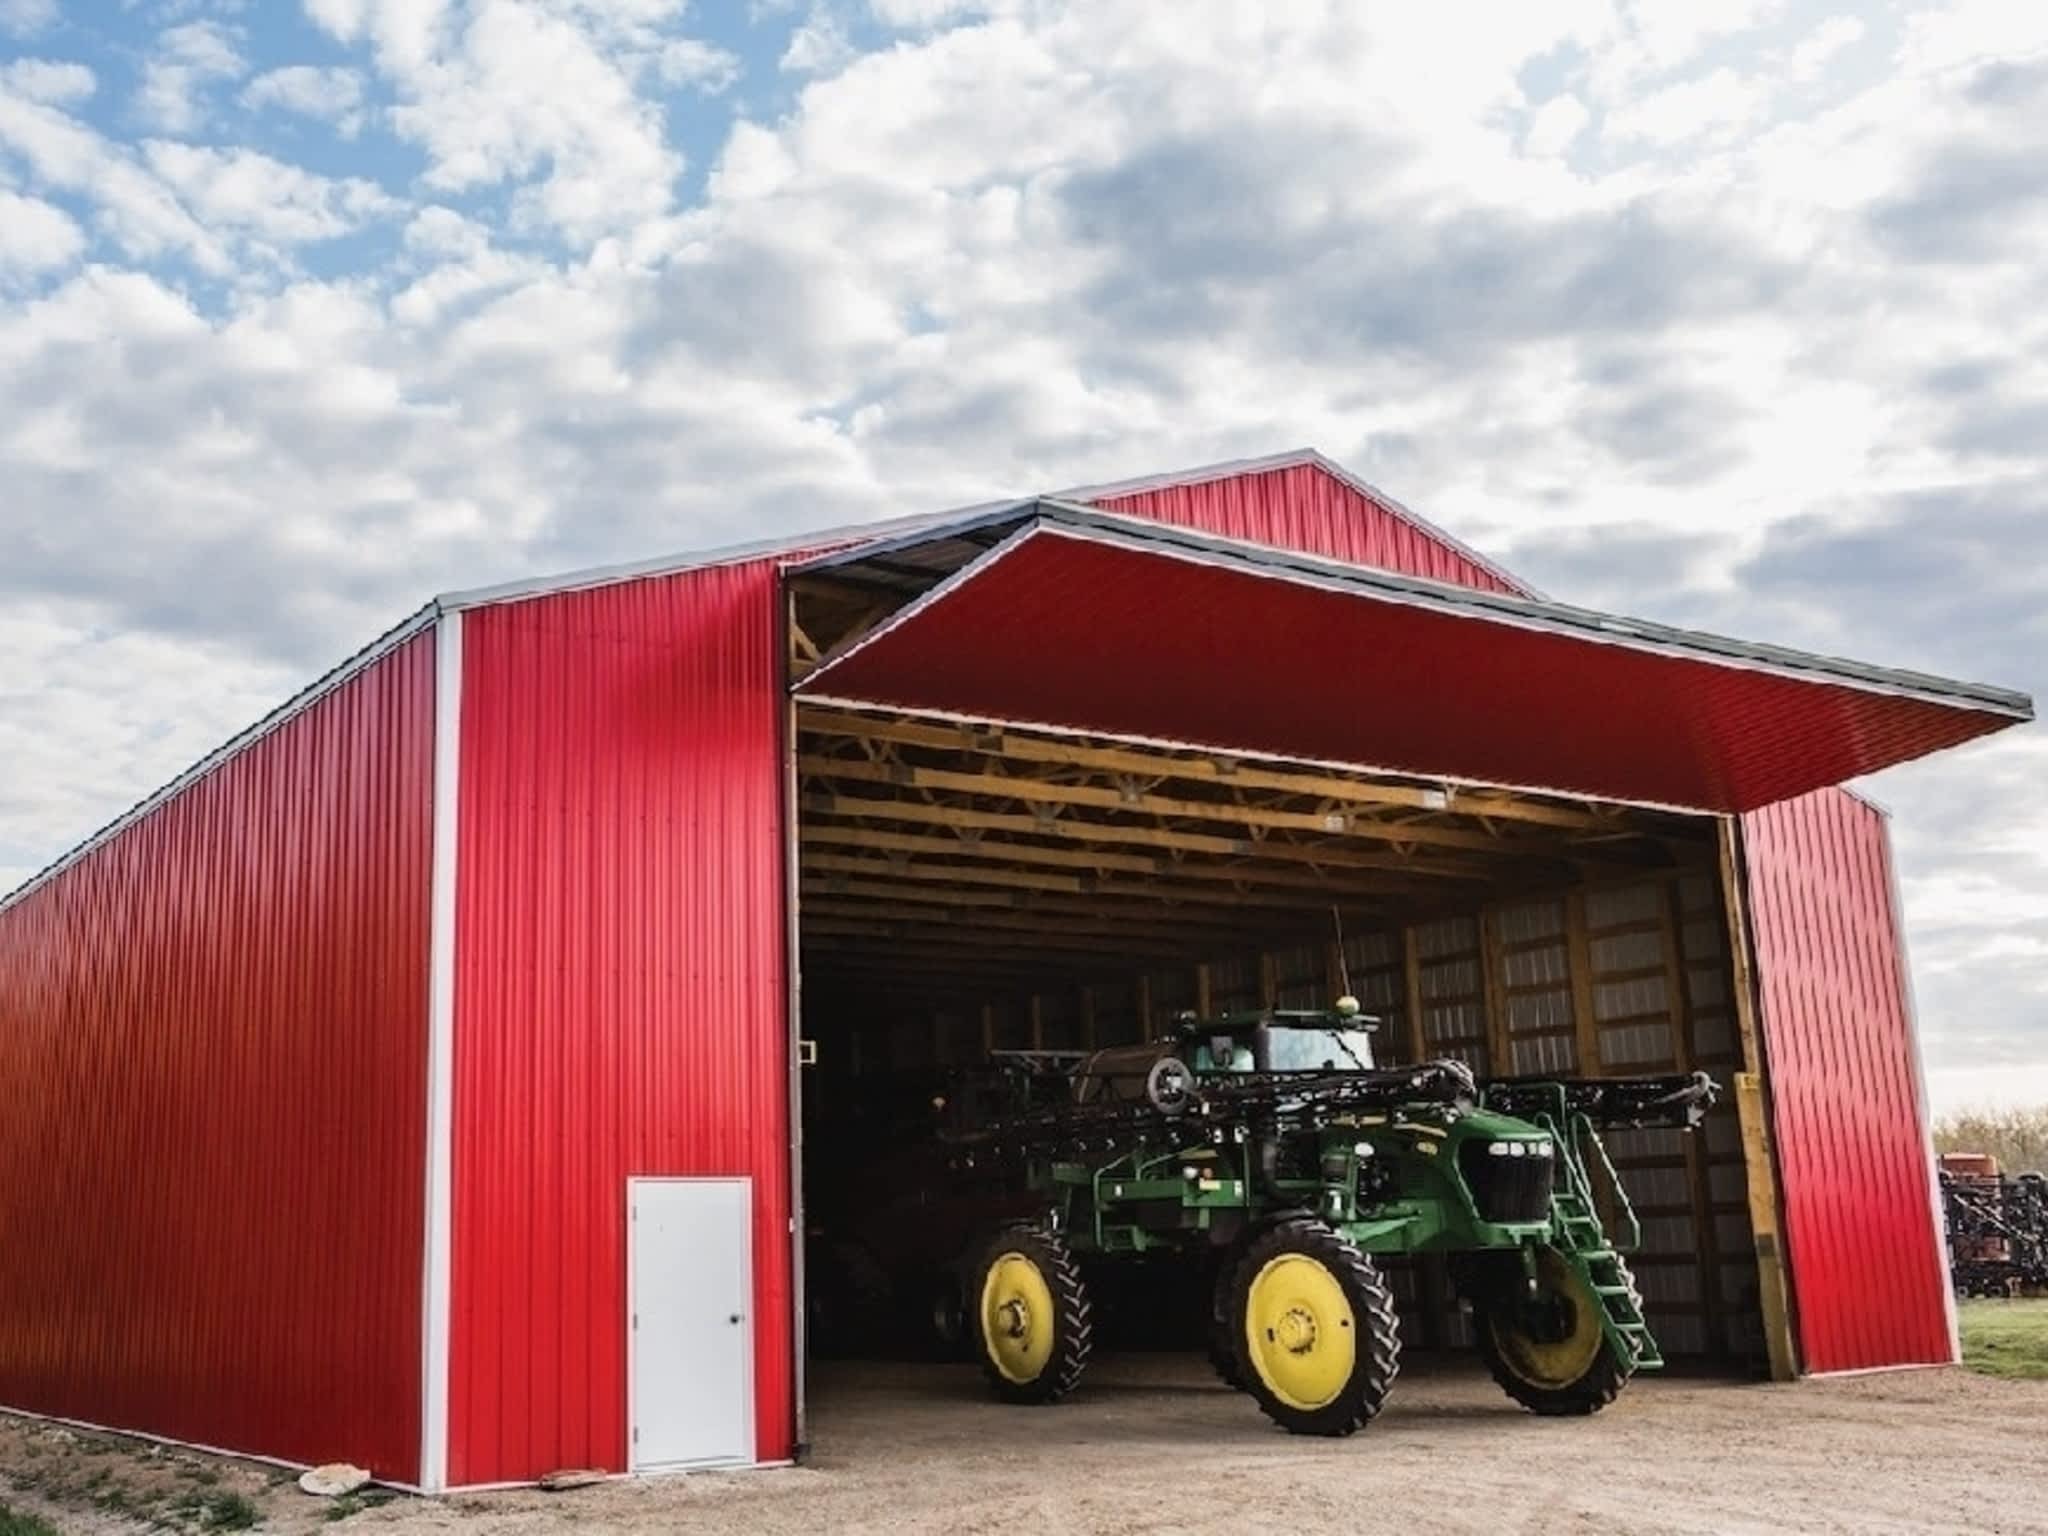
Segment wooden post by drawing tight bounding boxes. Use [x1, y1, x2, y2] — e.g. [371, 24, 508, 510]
[1564, 888, 1603, 1076]
[1718, 819, 1799, 1382]
[1660, 878, 1724, 1358]
[1195, 963, 1213, 1019]
[1401, 926, 1427, 1067]
[1259, 950, 1279, 1009]
[1478, 905, 1511, 1078]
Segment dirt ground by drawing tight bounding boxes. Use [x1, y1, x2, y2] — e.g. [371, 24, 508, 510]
[7, 1354, 2048, 1536]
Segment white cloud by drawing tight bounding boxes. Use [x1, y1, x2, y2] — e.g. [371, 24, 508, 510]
[404, 204, 491, 258]
[1604, 66, 1768, 147]
[1784, 15, 1865, 81]
[654, 37, 740, 91]
[0, 1, 2044, 1097]
[1525, 93, 1590, 157]
[0, 84, 232, 273]
[240, 65, 368, 135]
[869, 0, 995, 25]
[0, 189, 83, 277]
[781, 8, 854, 73]
[141, 141, 402, 246]
[135, 19, 247, 135]
[1, 58, 96, 105]
[308, 0, 691, 244]
[0, 0, 56, 39]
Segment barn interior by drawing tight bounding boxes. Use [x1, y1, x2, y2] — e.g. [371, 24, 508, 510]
[787, 691, 1770, 1375]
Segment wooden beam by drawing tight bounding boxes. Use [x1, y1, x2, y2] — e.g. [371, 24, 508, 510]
[803, 709, 1447, 811]
[802, 856, 1388, 916]
[1564, 888, 1603, 1076]
[798, 886, 1369, 949]
[800, 894, 1257, 942]
[797, 756, 1571, 858]
[1718, 818, 1799, 1382]
[801, 917, 1211, 962]
[799, 706, 1637, 833]
[802, 820, 1423, 896]
[802, 793, 1493, 881]
[803, 823, 1161, 876]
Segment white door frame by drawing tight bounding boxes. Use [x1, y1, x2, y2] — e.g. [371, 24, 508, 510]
[626, 1175, 757, 1472]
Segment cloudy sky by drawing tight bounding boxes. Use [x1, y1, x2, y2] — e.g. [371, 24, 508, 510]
[0, 0, 2041, 1110]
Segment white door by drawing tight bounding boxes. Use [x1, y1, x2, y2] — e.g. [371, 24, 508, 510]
[629, 1178, 755, 1470]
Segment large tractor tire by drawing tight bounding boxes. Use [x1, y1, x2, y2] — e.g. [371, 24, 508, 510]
[1227, 1217, 1401, 1435]
[1468, 1245, 1635, 1416]
[970, 1223, 1093, 1404]
[1206, 1259, 1245, 1390]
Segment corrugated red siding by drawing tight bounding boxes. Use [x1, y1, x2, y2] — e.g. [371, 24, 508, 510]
[1090, 461, 1529, 594]
[450, 560, 792, 1486]
[1742, 787, 1954, 1372]
[0, 634, 434, 1479]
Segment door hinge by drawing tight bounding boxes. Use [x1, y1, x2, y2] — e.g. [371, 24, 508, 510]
[632, 1313, 638, 1330]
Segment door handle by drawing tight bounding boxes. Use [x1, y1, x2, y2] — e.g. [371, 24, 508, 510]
[729, 1313, 745, 1325]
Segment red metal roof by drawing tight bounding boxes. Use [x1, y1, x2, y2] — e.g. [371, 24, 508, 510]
[794, 513, 2031, 814]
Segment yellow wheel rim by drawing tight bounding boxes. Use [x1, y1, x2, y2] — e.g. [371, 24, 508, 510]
[979, 1251, 1057, 1385]
[1491, 1249, 1604, 1388]
[1243, 1253, 1356, 1411]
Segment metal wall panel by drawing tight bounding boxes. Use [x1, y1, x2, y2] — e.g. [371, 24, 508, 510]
[0, 634, 435, 1479]
[1742, 787, 1954, 1372]
[449, 560, 791, 1486]
[1090, 460, 1529, 594]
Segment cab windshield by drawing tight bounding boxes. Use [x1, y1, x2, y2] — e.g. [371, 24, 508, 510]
[1263, 1027, 1375, 1072]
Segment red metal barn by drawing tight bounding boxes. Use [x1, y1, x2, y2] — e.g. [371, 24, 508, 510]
[0, 451, 2028, 1489]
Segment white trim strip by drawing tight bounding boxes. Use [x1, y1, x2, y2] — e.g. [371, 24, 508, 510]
[781, 668, 810, 1454]
[0, 604, 438, 915]
[420, 611, 462, 1492]
[435, 499, 1021, 614]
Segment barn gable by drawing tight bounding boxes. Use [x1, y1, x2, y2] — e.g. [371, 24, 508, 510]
[1067, 449, 1534, 597]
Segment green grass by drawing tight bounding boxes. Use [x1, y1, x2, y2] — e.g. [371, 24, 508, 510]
[0, 1503, 60, 1536]
[1959, 1297, 2048, 1380]
[166, 1488, 262, 1531]
[324, 1489, 398, 1523]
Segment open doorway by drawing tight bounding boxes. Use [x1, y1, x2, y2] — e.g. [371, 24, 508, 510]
[789, 703, 1766, 1380]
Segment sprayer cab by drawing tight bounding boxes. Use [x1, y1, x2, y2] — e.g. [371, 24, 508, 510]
[1171, 1003, 1381, 1076]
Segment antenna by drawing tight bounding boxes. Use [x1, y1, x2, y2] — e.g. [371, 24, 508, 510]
[1331, 905, 1354, 1000]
